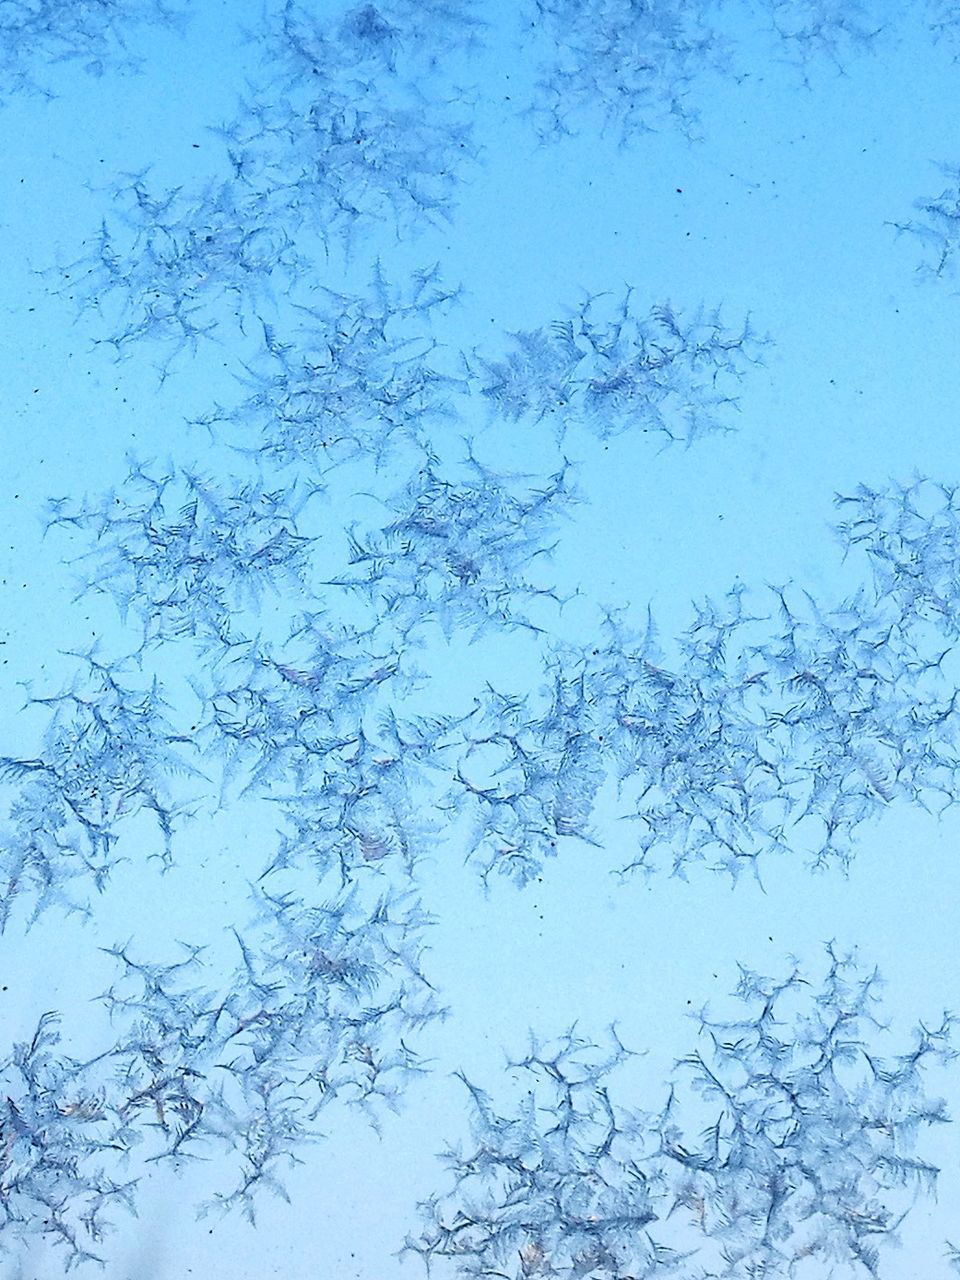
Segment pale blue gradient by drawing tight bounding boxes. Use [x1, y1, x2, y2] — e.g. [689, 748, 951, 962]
[2, 2, 960, 1277]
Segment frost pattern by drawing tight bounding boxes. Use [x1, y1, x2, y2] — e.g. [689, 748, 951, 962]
[407, 950, 954, 1279]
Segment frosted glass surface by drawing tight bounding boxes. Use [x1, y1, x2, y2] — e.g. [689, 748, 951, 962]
[2, 3, 960, 1276]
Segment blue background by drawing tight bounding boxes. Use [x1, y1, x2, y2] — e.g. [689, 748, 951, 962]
[3, 2, 960, 1276]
